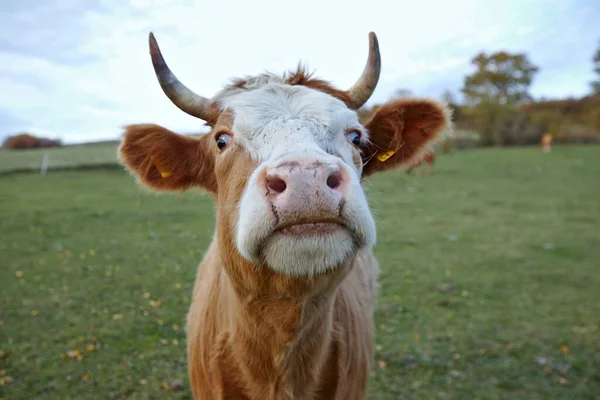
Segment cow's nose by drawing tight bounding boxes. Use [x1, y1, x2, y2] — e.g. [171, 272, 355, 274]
[263, 160, 348, 218]
[265, 161, 345, 196]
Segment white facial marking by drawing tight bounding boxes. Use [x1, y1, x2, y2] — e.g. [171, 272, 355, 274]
[219, 82, 377, 277]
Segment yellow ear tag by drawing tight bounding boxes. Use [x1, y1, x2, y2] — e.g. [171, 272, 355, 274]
[154, 161, 172, 178]
[376, 149, 396, 162]
[376, 141, 405, 162]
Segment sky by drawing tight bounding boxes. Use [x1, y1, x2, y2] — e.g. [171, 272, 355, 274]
[1, 0, 599, 144]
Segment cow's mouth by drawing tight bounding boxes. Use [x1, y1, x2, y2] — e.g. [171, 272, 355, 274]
[273, 218, 346, 236]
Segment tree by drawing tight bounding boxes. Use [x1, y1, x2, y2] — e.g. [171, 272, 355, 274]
[461, 51, 539, 106]
[2, 133, 62, 150]
[591, 39, 600, 94]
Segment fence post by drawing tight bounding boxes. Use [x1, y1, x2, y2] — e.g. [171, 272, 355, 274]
[40, 152, 50, 176]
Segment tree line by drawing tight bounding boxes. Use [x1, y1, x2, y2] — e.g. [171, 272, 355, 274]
[360, 38, 600, 148]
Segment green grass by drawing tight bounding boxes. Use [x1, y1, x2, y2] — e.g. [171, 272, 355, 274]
[0, 143, 121, 174]
[1, 145, 599, 399]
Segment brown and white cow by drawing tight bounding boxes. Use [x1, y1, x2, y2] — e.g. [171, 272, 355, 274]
[541, 132, 553, 152]
[118, 32, 452, 399]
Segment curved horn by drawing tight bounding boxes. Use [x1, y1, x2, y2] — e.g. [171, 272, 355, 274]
[345, 32, 381, 109]
[148, 32, 215, 121]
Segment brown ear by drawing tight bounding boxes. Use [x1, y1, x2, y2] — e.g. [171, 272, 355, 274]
[118, 124, 217, 193]
[361, 98, 452, 177]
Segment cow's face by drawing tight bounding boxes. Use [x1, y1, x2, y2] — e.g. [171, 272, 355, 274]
[118, 32, 452, 278]
[214, 83, 376, 277]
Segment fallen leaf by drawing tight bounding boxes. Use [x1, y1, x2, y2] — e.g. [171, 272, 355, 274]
[377, 360, 387, 369]
[0, 375, 14, 385]
[63, 348, 84, 361]
[558, 377, 568, 385]
[560, 344, 570, 355]
[81, 373, 90, 381]
[86, 344, 95, 352]
[150, 299, 164, 308]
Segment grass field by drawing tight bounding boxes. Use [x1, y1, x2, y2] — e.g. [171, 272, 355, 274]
[1, 145, 599, 399]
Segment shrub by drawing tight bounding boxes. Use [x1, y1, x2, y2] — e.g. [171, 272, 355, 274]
[2, 133, 62, 150]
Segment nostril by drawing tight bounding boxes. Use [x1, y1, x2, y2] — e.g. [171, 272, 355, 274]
[266, 175, 287, 194]
[326, 172, 342, 190]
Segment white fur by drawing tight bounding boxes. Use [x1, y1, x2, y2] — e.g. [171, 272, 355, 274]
[219, 82, 377, 276]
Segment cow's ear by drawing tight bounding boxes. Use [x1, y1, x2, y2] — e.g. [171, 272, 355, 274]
[118, 124, 217, 193]
[361, 98, 452, 177]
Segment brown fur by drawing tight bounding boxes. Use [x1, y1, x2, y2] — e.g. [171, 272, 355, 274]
[283, 65, 354, 106]
[118, 82, 450, 399]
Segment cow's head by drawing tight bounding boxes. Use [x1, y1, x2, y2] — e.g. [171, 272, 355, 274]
[119, 32, 452, 278]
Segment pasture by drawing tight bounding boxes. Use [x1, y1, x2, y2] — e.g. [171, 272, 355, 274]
[0, 144, 599, 399]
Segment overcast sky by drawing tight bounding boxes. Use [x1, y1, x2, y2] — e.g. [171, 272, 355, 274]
[1, 0, 599, 144]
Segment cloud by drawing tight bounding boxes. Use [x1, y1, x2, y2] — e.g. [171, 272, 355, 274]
[1, 0, 599, 143]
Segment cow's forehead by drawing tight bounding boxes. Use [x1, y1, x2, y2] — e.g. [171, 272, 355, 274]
[216, 84, 365, 163]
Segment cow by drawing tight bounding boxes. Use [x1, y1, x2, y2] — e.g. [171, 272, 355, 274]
[541, 132, 553, 152]
[118, 32, 452, 399]
[405, 150, 435, 176]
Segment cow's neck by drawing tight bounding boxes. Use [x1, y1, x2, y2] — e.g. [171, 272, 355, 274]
[217, 239, 352, 395]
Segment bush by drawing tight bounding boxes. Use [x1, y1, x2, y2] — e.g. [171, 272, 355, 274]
[2, 133, 62, 150]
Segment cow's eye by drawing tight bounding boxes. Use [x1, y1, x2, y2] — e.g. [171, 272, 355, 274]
[215, 133, 232, 150]
[345, 130, 361, 147]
